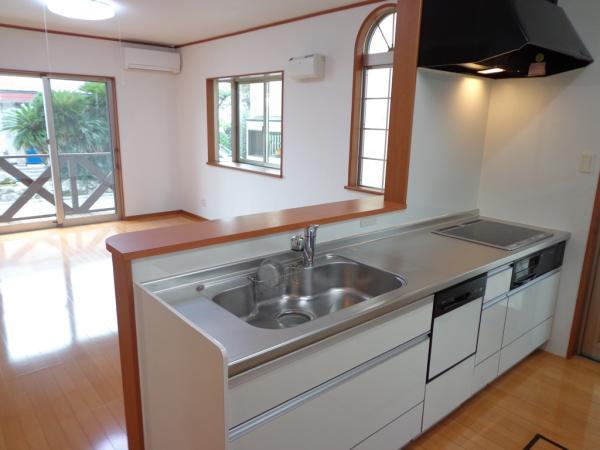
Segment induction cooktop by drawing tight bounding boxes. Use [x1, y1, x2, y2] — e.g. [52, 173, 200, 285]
[433, 219, 552, 251]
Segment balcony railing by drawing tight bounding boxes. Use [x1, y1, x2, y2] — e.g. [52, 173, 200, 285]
[0, 152, 116, 223]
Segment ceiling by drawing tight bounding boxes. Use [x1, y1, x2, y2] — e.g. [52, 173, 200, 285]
[0, 0, 374, 47]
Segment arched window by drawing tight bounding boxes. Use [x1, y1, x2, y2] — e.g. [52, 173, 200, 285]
[348, 5, 397, 193]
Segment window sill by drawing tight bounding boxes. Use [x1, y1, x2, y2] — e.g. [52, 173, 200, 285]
[207, 161, 282, 178]
[344, 185, 384, 196]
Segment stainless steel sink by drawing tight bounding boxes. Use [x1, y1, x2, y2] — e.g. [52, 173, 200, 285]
[210, 255, 405, 329]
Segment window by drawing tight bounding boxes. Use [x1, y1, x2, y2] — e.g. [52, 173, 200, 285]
[348, 6, 396, 193]
[208, 72, 283, 177]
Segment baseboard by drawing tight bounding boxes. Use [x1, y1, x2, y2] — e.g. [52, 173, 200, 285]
[123, 210, 207, 222]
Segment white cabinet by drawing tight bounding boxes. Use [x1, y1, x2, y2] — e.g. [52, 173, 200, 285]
[499, 318, 552, 374]
[476, 296, 508, 364]
[229, 338, 429, 450]
[351, 403, 423, 450]
[503, 272, 560, 346]
[422, 355, 475, 431]
[472, 352, 500, 394]
[484, 266, 512, 303]
[229, 298, 433, 427]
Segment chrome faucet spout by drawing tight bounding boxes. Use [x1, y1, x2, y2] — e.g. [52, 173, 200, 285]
[291, 224, 319, 267]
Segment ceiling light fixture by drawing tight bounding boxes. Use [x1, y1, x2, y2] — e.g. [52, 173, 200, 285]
[47, 0, 116, 21]
[477, 67, 506, 75]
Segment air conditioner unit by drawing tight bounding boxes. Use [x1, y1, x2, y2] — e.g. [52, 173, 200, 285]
[287, 54, 325, 81]
[122, 44, 181, 74]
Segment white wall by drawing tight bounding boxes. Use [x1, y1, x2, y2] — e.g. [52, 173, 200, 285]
[0, 27, 180, 216]
[175, 3, 491, 220]
[478, 0, 600, 356]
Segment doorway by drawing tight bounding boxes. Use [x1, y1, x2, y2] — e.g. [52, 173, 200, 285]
[0, 72, 122, 232]
[580, 225, 600, 361]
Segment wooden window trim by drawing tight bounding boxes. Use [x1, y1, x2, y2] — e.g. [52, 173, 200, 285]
[207, 72, 284, 177]
[206, 160, 282, 178]
[347, 4, 397, 194]
[347, 0, 422, 206]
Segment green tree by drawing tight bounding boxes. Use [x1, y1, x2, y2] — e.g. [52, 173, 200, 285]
[1, 95, 47, 152]
[1, 82, 110, 154]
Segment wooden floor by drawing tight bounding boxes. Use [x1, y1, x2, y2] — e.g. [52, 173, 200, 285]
[0, 215, 599, 450]
[408, 351, 600, 450]
[0, 214, 197, 450]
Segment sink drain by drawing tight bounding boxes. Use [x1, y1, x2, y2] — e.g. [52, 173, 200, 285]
[277, 310, 314, 327]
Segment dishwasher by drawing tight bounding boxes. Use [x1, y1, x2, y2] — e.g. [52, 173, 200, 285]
[427, 274, 487, 381]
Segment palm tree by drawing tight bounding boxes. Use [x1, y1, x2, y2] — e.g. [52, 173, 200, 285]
[1, 83, 110, 154]
[1, 95, 48, 153]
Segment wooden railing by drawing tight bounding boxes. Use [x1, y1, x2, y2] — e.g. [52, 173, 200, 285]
[0, 152, 115, 223]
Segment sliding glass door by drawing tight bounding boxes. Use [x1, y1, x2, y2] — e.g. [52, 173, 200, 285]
[0, 73, 121, 231]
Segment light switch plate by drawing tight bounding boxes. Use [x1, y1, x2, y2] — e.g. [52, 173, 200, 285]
[579, 153, 594, 174]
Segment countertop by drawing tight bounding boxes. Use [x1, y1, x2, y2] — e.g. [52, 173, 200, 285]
[143, 214, 570, 376]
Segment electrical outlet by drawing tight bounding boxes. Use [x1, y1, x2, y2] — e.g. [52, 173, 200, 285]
[579, 153, 594, 174]
[360, 216, 377, 228]
[201, 198, 207, 207]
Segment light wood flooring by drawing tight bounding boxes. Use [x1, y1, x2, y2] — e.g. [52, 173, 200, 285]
[0, 214, 197, 450]
[408, 351, 600, 450]
[0, 215, 599, 449]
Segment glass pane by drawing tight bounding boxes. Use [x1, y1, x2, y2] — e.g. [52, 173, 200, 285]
[360, 158, 384, 190]
[365, 68, 391, 99]
[368, 28, 389, 54]
[217, 81, 232, 162]
[0, 74, 56, 225]
[266, 80, 282, 167]
[50, 79, 117, 218]
[367, 12, 396, 55]
[361, 129, 387, 160]
[363, 99, 390, 130]
[238, 82, 265, 163]
[378, 13, 396, 50]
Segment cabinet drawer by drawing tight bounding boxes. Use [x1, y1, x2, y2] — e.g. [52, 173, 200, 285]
[476, 296, 508, 364]
[484, 266, 512, 303]
[229, 338, 429, 450]
[352, 403, 423, 450]
[423, 355, 475, 431]
[229, 297, 433, 427]
[499, 318, 552, 374]
[503, 272, 560, 347]
[472, 352, 500, 395]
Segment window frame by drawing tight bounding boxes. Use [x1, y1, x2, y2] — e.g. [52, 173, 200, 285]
[346, 4, 398, 195]
[207, 71, 283, 178]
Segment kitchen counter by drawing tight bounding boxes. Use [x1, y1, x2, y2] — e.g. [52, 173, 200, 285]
[142, 214, 570, 376]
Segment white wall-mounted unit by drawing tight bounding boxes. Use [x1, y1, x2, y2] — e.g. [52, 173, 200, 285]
[122, 44, 181, 74]
[287, 54, 325, 80]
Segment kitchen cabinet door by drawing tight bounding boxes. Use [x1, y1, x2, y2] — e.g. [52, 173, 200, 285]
[229, 338, 428, 450]
[476, 296, 508, 364]
[422, 355, 475, 431]
[499, 318, 552, 374]
[503, 272, 560, 347]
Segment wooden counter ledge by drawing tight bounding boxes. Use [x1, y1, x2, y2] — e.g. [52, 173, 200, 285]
[106, 197, 405, 260]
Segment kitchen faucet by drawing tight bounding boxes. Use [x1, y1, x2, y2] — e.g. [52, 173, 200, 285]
[291, 224, 319, 267]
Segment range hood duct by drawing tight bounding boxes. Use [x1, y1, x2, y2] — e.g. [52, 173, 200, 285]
[418, 0, 594, 78]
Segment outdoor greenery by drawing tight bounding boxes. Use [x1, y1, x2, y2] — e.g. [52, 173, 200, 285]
[217, 81, 232, 158]
[1, 82, 110, 154]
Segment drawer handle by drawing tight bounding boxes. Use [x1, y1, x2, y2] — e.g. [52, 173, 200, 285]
[229, 332, 429, 441]
[482, 295, 508, 310]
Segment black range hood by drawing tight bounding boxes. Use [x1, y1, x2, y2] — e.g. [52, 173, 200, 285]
[418, 0, 594, 79]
